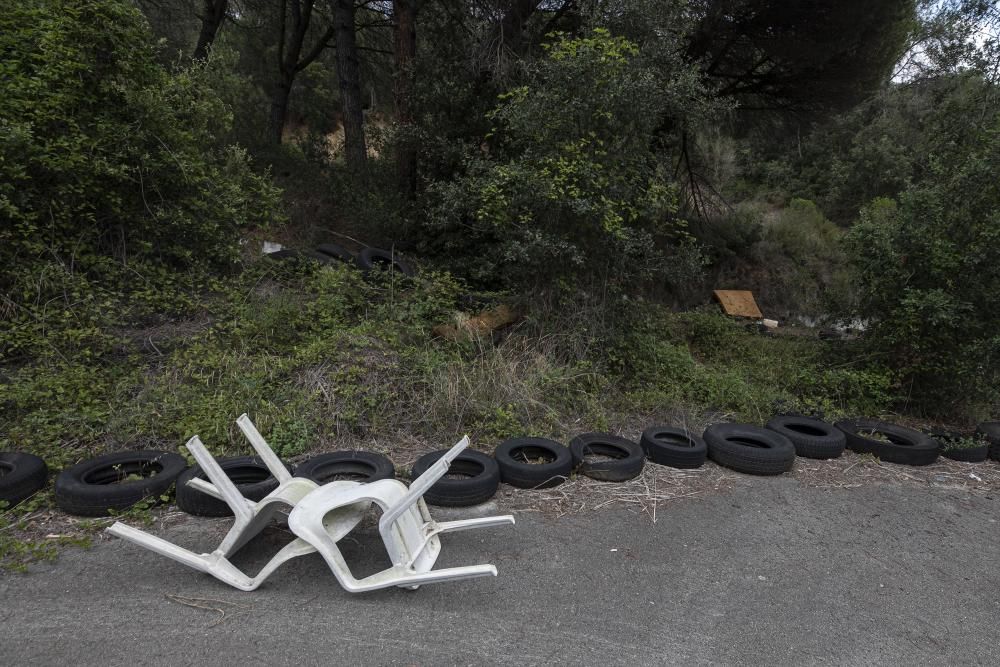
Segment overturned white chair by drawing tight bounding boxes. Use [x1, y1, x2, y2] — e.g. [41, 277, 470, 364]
[287, 435, 514, 592]
[107, 415, 515, 593]
[107, 414, 370, 591]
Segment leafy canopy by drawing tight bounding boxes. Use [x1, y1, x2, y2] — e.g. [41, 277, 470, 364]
[0, 1, 279, 286]
[0, 0, 281, 358]
[422, 29, 709, 289]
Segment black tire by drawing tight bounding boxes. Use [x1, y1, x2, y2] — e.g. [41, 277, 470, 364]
[315, 243, 354, 263]
[266, 248, 335, 264]
[703, 423, 796, 475]
[0, 452, 48, 507]
[976, 422, 1000, 461]
[265, 248, 300, 261]
[493, 437, 573, 488]
[176, 456, 290, 517]
[295, 451, 395, 485]
[569, 433, 645, 482]
[835, 419, 940, 466]
[409, 449, 500, 507]
[356, 247, 415, 277]
[55, 450, 187, 517]
[639, 426, 707, 469]
[765, 415, 846, 459]
[929, 431, 990, 463]
[301, 249, 337, 264]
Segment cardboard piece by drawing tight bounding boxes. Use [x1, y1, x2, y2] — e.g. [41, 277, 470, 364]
[433, 304, 521, 341]
[713, 290, 764, 319]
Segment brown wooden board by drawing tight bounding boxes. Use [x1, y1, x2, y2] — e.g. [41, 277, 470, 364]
[713, 290, 763, 319]
[432, 304, 521, 342]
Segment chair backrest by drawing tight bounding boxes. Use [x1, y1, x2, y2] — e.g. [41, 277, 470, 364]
[378, 436, 470, 532]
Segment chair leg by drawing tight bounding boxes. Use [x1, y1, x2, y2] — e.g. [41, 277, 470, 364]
[352, 563, 499, 593]
[433, 515, 516, 534]
[185, 435, 254, 525]
[185, 477, 256, 513]
[107, 522, 216, 575]
[106, 522, 315, 592]
[236, 413, 292, 484]
[379, 435, 470, 533]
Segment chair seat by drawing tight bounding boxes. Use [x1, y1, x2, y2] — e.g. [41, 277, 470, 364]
[289, 478, 441, 573]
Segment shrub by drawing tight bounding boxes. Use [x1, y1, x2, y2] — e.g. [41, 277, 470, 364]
[847, 130, 1000, 415]
[754, 199, 850, 316]
[420, 29, 706, 290]
[0, 0, 281, 359]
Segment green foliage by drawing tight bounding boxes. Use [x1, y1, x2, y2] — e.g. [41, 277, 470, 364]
[1, 361, 141, 466]
[693, 199, 849, 317]
[421, 29, 706, 289]
[58, 263, 467, 455]
[754, 73, 999, 224]
[687, 0, 916, 114]
[847, 108, 1000, 414]
[0, 0, 281, 360]
[0, 492, 93, 572]
[1, 252, 895, 480]
[937, 434, 987, 453]
[602, 307, 892, 420]
[756, 199, 850, 315]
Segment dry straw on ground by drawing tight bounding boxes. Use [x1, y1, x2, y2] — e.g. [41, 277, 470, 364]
[494, 452, 1000, 521]
[496, 463, 740, 521]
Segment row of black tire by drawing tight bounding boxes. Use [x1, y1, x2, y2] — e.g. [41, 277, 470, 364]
[268, 243, 415, 277]
[2, 417, 998, 515]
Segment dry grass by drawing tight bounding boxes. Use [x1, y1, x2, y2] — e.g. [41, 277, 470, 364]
[496, 463, 740, 521]
[791, 452, 1000, 492]
[409, 334, 571, 435]
[492, 452, 1000, 521]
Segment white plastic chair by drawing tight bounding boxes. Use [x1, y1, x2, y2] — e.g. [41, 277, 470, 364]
[287, 436, 515, 593]
[107, 414, 369, 591]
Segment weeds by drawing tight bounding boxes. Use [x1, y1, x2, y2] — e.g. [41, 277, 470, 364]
[2, 259, 894, 468]
[0, 493, 94, 572]
[0, 255, 923, 570]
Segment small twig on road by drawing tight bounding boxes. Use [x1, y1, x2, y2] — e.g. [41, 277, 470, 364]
[165, 594, 253, 628]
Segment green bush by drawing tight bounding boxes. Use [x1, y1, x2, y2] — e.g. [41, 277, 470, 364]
[756, 199, 850, 315]
[694, 199, 848, 318]
[421, 29, 705, 289]
[848, 127, 1000, 415]
[601, 306, 892, 420]
[0, 0, 281, 359]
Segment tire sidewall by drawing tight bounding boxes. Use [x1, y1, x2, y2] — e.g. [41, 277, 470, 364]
[55, 450, 187, 516]
[494, 437, 573, 488]
[569, 433, 645, 482]
[410, 449, 500, 506]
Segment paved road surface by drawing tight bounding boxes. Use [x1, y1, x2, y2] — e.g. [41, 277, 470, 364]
[2, 479, 997, 665]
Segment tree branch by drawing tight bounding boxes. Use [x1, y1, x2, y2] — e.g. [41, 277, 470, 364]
[296, 23, 337, 71]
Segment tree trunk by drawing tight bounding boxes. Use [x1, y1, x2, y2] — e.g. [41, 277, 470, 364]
[334, 0, 368, 173]
[266, 0, 334, 145]
[393, 0, 418, 198]
[268, 74, 294, 144]
[498, 0, 542, 56]
[192, 0, 229, 61]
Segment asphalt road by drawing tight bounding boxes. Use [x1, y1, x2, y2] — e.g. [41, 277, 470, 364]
[1, 479, 998, 666]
